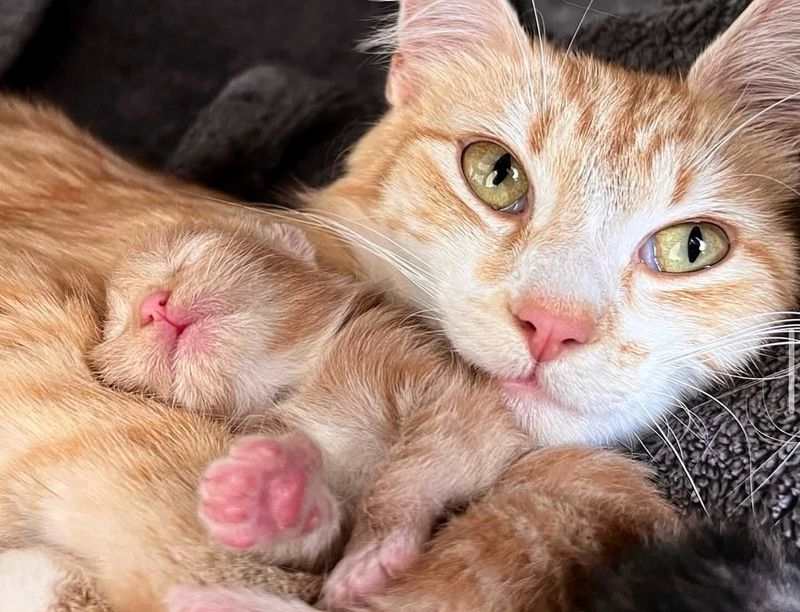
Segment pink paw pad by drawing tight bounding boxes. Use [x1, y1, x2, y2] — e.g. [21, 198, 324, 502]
[322, 534, 419, 608]
[199, 434, 334, 550]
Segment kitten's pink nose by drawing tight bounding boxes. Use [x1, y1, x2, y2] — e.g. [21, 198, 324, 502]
[514, 302, 592, 363]
[139, 290, 172, 326]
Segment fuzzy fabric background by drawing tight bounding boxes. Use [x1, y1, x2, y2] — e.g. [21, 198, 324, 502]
[2, 0, 798, 547]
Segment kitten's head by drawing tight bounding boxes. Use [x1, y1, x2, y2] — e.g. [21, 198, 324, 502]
[91, 223, 353, 418]
[321, 0, 800, 444]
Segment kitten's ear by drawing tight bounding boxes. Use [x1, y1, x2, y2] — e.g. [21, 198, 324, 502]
[258, 223, 317, 265]
[383, 0, 528, 106]
[688, 0, 800, 152]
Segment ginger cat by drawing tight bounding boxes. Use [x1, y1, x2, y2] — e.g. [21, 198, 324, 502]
[304, 0, 800, 446]
[0, 0, 797, 609]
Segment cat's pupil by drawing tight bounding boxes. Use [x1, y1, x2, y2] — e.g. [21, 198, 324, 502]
[687, 225, 704, 263]
[491, 153, 512, 186]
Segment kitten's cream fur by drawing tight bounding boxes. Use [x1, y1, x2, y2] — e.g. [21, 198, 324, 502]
[0, 0, 796, 609]
[91, 223, 528, 606]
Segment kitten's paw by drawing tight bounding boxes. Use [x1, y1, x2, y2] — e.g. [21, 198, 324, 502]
[165, 586, 313, 612]
[199, 434, 338, 550]
[321, 533, 419, 608]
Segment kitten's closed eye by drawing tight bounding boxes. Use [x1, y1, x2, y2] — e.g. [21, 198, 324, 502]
[91, 225, 351, 419]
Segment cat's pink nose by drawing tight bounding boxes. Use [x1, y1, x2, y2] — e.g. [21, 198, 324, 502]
[514, 303, 592, 363]
[139, 290, 172, 326]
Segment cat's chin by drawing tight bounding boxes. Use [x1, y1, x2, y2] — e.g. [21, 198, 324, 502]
[502, 382, 640, 446]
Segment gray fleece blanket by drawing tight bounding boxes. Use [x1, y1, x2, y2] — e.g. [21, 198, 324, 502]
[4, 0, 799, 545]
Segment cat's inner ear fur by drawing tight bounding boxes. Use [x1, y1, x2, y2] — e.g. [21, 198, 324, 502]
[688, 0, 800, 165]
[254, 223, 317, 265]
[379, 0, 530, 106]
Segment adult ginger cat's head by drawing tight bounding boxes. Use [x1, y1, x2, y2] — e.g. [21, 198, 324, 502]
[313, 0, 800, 444]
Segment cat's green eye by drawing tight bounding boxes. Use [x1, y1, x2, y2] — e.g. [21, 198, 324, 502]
[461, 141, 529, 213]
[640, 222, 730, 273]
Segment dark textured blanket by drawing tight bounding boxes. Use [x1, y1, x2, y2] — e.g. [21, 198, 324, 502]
[3, 0, 799, 546]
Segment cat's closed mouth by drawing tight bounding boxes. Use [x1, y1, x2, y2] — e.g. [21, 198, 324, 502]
[500, 374, 548, 399]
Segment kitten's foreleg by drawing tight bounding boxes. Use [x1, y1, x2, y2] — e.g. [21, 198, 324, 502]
[322, 383, 529, 608]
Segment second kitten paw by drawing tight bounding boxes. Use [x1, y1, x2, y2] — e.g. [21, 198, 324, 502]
[321, 533, 419, 608]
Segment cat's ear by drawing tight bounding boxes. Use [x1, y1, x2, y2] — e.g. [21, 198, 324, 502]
[382, 0, 529, 106]
[257, 223, 317, 265]
[688, 0, 800, 152]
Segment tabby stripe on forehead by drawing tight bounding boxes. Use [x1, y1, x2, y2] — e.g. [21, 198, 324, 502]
[528, 107, 553, 154]
[669, 161, 694, 208]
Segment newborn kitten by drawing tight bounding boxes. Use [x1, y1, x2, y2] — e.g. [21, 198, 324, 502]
[91, 222, 530, 608]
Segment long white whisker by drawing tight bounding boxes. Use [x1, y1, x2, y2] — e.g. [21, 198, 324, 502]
[183, 192, 443, 296]
[661, 327, 800, 365]
[733, 435, 800, 512]
[530, 0, 548, 109]
[563, 0, 594, 59]
[642, 406, 709, 516]
[732, 173, 800, 198]
[559, 0, 620, 18]
[666, 376, 754, 516]
[694, 88, 800, 169]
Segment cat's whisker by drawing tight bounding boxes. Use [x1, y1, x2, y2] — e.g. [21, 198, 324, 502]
[688, 85, 750, 169]
[731, 173, 800, 198]
[660, 325, 800, 365]
[644, 386, 710, 443]
[630, 399, 709, 516]
[398, 306, 448, 331]
[660, 317, 800, 361]
[693, 88, 800, 170]
[291, 205, 438, 274]
[661, 415, 687, 459]
[562, 0, 594, 61]
[277, 212, 441, 297]
[187, 193, 443, 302]
[559, 0, 620, 19]
[254, 207, 442, 306]
[630, 430, 658, 464]
[700, 361, 800, 384]
[759, 393, 797, 442]
[529, 0, 548, 108]
[266, 207, 438, 284]
[745, 396, 796, 446]
[672, 405, 709, 444]
[731, 434, 800, 513]
[666, 375, 756, 516]
[659, 325, 788, 364]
